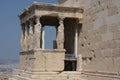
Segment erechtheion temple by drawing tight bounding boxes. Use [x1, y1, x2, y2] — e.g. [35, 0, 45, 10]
[10, 0, 120, 80]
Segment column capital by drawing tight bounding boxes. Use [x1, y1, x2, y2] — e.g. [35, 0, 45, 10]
[25, 21, 29, 27]
[58, 16, 65, 20]
[35, 15, 41, 18]
[29, 19, 34, 27]
[35, 16, 42, 26]
[21, 26, 25, 32]
[58, 17, 65, 21]
[58, 17, 65, 24]
[21, 22, 27, 28]
[78, 18, 83, 23]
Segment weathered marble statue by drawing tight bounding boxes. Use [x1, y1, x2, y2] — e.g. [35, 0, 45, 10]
[20, 26, 25, 51]
[26, 25, 29, 50]
[29, 20, 34, 50]
[57, 18, 64, 49]
[34, 17, 42, 49]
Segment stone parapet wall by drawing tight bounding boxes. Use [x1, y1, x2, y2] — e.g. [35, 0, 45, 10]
[19, 51, 35, 71]
[19, 49, 65, 72]
[33, 49, 65, 72]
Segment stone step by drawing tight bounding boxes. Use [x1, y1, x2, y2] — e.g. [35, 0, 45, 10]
[10, 71, 86, 80]
[31, 74, 83, 80]
[10, 75, 85, 80]
[20, 72, 31, 78]
[12, 75, 31, 80]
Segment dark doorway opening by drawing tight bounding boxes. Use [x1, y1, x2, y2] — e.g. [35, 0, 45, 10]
[63, 18, 80, 71]
[64, 60, 77, 71]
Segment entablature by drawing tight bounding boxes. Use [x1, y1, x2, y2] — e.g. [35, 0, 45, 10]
[18, 2, 83, 24]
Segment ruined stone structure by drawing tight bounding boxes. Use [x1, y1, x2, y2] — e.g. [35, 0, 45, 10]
[10, 0, 120, 80]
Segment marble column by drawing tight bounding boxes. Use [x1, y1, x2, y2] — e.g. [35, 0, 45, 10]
[34, 16, 42, 49]
[74, 28, 78, 58]
[57, 17, 65, 49]
[42, 27, 45, 49]
[74, 20, 80, 58]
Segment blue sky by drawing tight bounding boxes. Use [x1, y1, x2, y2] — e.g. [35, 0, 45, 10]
[0, 0, 58, 60]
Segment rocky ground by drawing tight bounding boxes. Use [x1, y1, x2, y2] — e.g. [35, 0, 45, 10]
[0, 73, 11, 80]
[0, 59, 19, 80]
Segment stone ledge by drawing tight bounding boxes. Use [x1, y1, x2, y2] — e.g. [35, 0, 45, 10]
[10, 71, 83, 80]
[82, 71, 120, 79]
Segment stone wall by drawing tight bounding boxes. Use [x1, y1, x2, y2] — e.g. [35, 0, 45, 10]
[19, 49, 65, 72]
[78, 0, 120, 80]
[33, 49, 65, 72]
[20, 51, 34, 71]
[60, 0, 120, 79]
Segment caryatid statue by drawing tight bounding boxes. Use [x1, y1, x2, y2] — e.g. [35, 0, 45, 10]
[29, 20, 34, 50]
[57, 17, 65, 49]
[34, 16, 42, 49]
[20, 25, 25, 51]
